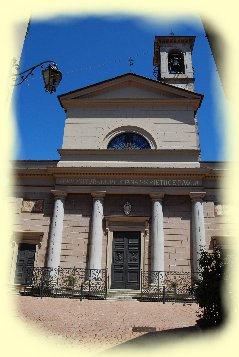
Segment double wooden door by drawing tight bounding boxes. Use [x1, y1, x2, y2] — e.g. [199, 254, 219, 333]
[15, 243, 36, 285]
[111, 231, 141, 289]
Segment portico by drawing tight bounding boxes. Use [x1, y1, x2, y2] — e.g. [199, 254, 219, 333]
[42, 174, 207, 289]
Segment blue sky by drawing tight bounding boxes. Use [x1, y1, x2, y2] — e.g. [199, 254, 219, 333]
[13, 15, 226, 161]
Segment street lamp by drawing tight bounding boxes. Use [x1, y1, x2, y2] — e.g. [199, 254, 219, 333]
[13, 60, 62, 93]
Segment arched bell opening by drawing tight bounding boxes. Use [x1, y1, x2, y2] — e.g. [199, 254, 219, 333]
[168, 49, 185, 74]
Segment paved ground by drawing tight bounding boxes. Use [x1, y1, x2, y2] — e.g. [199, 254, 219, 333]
[15, 296, 201, 353]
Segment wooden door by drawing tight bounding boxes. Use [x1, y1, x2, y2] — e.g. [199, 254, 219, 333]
[15, 243, 36, 285]
[111, 231, 140, 289]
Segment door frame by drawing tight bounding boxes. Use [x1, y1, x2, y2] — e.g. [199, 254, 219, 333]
[111, 231, 141, 289]
[10, 231, 43, 285]
[104, 216, 149, 289]
[15, 243, 37, 285]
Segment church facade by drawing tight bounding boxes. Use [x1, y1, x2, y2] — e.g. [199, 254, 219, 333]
[10, 36, 228, 293]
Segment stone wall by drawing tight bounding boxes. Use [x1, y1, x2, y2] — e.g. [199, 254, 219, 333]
[162, 195, 191, 272]
[203, 200, 231, 251]
[11, 190, 54, 267]
[11, 189, 228, 276]
[104, 194, 151, 217]
[61, 194, 92, 268]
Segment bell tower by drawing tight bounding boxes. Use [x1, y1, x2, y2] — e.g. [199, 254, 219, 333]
[153, 36, 195, 92]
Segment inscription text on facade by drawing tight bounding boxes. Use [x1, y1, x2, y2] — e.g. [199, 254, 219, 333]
[57, 178, 202, 187]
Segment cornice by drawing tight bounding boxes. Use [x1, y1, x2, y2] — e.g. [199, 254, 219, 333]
[13, 158, 226, 179]
[58, 148, 201, 156]
[60, 98, 202, 111]
[15, 171, 53, 176]
[49, 167, 209, 175]
[14, 168, 224, 176]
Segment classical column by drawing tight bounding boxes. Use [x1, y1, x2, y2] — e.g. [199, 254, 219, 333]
[9, 240, 19, 285]
[190, 192, 206, 274]
[46, 190, 67, 270]
[150, 193, 165, 273]
[88, 192, 105, 270]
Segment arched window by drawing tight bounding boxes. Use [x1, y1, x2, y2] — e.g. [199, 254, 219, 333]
[168, 50, 185, 74]
[107, 133, 151, 150]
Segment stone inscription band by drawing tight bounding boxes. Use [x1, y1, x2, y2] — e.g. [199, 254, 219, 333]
[57, 178, 202, 187]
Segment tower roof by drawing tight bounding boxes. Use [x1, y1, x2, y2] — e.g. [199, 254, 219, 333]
[153, 37, 196, 66]
[154, 36, 196, 47]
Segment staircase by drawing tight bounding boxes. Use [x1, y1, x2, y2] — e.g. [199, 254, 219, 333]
[107, 289, 141, 301]
[9, 284, 22, 295]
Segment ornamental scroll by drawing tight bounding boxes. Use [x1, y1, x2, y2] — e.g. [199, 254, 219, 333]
[21, 199, 44, 213]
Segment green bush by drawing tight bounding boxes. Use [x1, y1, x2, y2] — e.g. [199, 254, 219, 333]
[192, 246, 227, 328]
[64, 275, 76, 288]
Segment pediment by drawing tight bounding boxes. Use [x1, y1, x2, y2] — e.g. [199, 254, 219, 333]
[58, 73, 203, 109]
[72, 84, 182, 100]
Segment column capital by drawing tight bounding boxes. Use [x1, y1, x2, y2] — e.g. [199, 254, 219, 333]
[190, 192, 206, 201]
[91, 191, 106, 199]
[51, 190, 67, 199]
[149, 192, 165, 200]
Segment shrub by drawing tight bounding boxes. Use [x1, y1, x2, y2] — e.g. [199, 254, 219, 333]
[192, 246, 227, 328]
[64, 275, 76, 288]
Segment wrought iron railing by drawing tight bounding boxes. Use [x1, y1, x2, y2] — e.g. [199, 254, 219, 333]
[140, 270, 196, 302]
[20, 267, 107, 300]
[20, 268, 197, 302]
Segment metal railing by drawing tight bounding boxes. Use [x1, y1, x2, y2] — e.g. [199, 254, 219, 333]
[20, 267, 107, 300]
[20, 268, 197, 302]
[140, 270, 196, 302]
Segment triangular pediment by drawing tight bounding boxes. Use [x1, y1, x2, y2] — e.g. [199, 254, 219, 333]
[58, 73, 203, 110]
[72, 84, 183, 100]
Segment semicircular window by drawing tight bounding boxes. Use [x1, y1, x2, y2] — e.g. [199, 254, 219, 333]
[107, 133, 151, 150]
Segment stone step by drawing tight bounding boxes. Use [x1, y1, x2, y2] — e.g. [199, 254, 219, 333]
[9, 285, 22, 295]
[107, 296, 140, 300]
[107, 289, 141, 300]
[107, 292, 141, 295]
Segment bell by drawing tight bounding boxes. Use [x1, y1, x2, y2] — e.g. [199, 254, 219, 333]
[173, 57, 180, 67]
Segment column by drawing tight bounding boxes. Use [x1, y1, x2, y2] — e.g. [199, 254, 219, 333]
[9, 240, 19, 285]
[190, 192, 206, 274]
[46, 190, 67, 269]
[150, 193, 165, 273]
[88, 192, 105, 270]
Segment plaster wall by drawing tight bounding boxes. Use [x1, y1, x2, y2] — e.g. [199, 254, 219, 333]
[62, 105, 198, 150]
